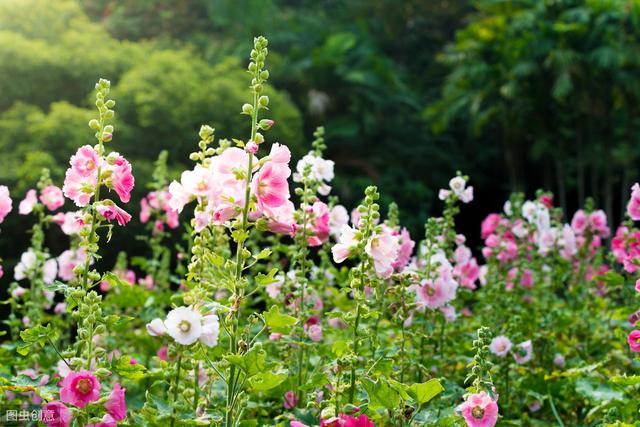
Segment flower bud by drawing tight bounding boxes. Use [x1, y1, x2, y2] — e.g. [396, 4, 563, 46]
[88, 119, 100, 129]
[241, 104, 254, 115]
[258, 96, 269, 108]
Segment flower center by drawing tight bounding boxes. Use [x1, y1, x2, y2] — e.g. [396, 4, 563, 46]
[197, 181, 207, 191]
[426, 285, 435, 296]
[76, 379, 91, 395]
[86, 160, 95, 171]
[471, 405, 485, 419]
[179, 320, 191, 332]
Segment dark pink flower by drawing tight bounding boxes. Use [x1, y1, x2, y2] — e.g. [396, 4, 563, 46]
[59, 370, 101, 408]
[41, 401, 72, 427]
[96, 203, 132, 226]
[105, 383, 127, 421]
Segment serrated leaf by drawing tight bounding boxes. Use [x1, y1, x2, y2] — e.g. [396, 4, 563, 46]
[264, 306, 297, 333]
[113, 356, 147, 379]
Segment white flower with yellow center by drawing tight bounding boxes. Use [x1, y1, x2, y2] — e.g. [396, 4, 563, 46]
[164, 306, 203, 345]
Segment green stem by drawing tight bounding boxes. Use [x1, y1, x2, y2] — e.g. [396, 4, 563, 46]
[349, 303, 361, 405]
[171, 353, 183, 427]
[193, 363, 199, 412]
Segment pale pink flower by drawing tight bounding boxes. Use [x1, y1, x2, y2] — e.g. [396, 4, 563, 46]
[459, 186, 474, 203]
[41, 401, 72, 427]
[513, 340, 533, 364]
[460, 391, 498, 427]
[571, 210, 587, 234]
[19, 189, 38, 215]
[392, 227, 414, 270]
[146, 318, 167, 337]
[168, 181, 192, 213]
[63, 168, 97, 207]
[40, 186, 65, 211]
[416, 276, 457, 309]
[181, 165, 216, 197]
[59, 370, 101, 408]
[86, 414, 117, 427]
[57, 249, 86, 281]
[291, 421, 309, 427]
[307, 324, 323, 342]
[365, 227, 400, 278]
[553, 353, 565, 367]
[96, 203, 132, 226]
[60, 211, 83, 235]
[264, 200, 297, 235]
[269, 142, 291, 164]
[54, 303, 67, 314]
[331, 225, 359, 263]
[140, 197, 151, 223]
[489, 336, 512, 357]
[0, 185, 12, 222]
[69, 145, 100, 177]
[589, 210, 609, 236]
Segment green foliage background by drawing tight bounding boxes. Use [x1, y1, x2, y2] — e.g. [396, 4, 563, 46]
[1, 0, 638, 265]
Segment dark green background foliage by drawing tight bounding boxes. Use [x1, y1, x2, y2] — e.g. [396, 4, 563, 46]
[0, 0, 638, 267]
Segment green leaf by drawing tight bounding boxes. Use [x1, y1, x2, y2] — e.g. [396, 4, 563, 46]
[264, 306, 297, 333]
[113, 356, 147, 379]
[248, 370, 288, 391]
[331, 340, 349, 357]
[610, 375, 640, 386]
[254, 248, 272, 260]
[408, 379, 444, 405]
[575, 379, 624, 403]
[362, 378, 401, 410]
[226, 346, 269, 377]
[255, 268, 280, 286]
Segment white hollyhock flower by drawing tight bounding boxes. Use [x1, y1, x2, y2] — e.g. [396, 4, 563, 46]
[164, 306, 203, 345]
[199, 313, 220, 348]
[43, 259, 57, 284]
[329, 205, 349, 237]
[449, 176, 466, 195]
[146, 318, 168, 337]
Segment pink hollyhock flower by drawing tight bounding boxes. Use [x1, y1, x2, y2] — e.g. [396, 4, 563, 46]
[63, 168, 97, 207]
[513, 340, 533, 364]
[481, 214, 501, 239]
[332, 225, 359, 263]
[291, 421, 309, 427]
[539, 194, 553, 209]
[307, 324, 323, 342]
[628, 330, 640, 352]
[264, 200, 297, 235]
[308, 201, 331, 246]
[96, 203, 131, 226]
[283, 390, 298, 409]
[140, 197, 151, 223]
[416, 275, 457, 309]
[0, 185, 12, 222]
[459, 186, 474, 203]
[70, 145, 101, 177]
[146, 318, 168, 337]
[365, 227, 400, 279]
[108, 155, 134, 203]
[489, 336, 512, 357]
[157, 346, 168, 361]
[40, 185, 65, 211]
[251, 162, 291, 209]
[323, 414, 374, 427]
[41, 401, 72, 427]
[182, 165, 217, 197]
[460, 391, 498, 427]
[59, 370, 101, 408]
[168, 181, 193, 213]
[269, 142, 291, 164]
[105, 383, 127, 421]
[86, 414, 117, 427]
[626, 183, 640, 220]
[589, 210, 609, 236]
[392, 227, 414, 270]
[54, 302, 67, 314]
[57, 249, 86, 281]
[571, 210, 587, 234]
[19, 189, 38, 215]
